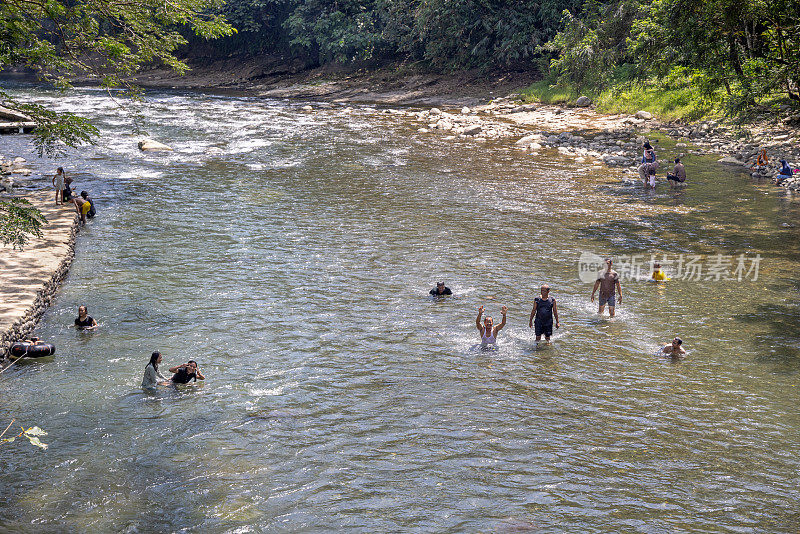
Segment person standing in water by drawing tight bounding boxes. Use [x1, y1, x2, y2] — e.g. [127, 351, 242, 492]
[52, 167, 66, 205]
[74, 305, 98, 329]
[529, 284, 559, 343]
[142, 351, 170, 389]
[662, 337, 686, 357]
[476, 305, 507, 346]
[638, 142, 658, 184]
[591, 258, 622, 316]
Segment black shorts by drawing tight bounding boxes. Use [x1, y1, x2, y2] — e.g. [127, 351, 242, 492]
[667, 173, 685, 183]
[534, 320, 553, 337]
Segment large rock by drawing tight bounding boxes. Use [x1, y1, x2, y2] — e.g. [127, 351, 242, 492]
[461, 107, 471, 114]
[138, 139, 173, 152]
[718, 156, 744, 165]
[429, 107, 442, 115]
[576, 96, 592, 107]
[634, 110, 653, 120]
[463, 125, 482, 136]
[515, 134, 541, 145]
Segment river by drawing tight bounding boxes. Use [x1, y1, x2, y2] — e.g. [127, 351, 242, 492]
[1, 87, 799, 532]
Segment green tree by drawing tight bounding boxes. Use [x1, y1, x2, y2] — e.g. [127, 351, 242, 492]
[0, 0, 234, 245]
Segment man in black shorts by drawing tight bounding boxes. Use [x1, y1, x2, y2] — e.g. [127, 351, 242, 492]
[528, 284, 559, 342]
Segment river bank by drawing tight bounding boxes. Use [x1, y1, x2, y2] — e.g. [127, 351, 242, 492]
[0, 191, 78, 360]
[129, 60, 799, 183]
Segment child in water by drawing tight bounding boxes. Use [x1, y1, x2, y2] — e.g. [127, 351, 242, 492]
[651, 262, 670, 281]
[647, 165, 657, 188]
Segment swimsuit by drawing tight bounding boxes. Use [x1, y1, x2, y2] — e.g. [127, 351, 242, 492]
[81, 200, 91, 215]
[481, 328, 496, 346]
[534, 297, 554, 337]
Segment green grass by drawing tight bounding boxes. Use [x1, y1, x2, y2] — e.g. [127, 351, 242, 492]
[519, 79, 579, 105]
[519, 76, 725, 122]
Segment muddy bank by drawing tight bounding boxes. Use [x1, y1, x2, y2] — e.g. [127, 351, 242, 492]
[0, 191, 79, 360]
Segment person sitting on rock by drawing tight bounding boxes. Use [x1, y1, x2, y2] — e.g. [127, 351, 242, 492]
[638, 142, 658, 184]
[667, 158, 687, 187]
[775, 159, 794, 186]
[752, 148, 769, 171]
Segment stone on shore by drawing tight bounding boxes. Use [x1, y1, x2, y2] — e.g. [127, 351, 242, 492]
[461, 107, 471, 114]
[576, 96, 591, 107]
[718, 156, 744, 165]
[463, 125, 482, 136]
[515, 134, 541, 145]
[138, 139, 173, 152]
[635, 110, 653, 120]
[429, 107, 442, 115]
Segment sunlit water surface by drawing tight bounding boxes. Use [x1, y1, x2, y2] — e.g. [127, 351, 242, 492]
[1, 87, 799, 532]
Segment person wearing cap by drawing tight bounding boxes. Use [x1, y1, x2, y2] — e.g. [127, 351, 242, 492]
[662, 337, 686, 357]
[429, 282, 452, 296]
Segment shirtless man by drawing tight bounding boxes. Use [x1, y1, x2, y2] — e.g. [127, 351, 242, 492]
[662, 337, 686, 357]
[591, 258, 622, 316]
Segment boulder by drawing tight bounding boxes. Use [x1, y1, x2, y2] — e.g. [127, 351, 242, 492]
[418, 128, 429, 133]
[463, 125, 482, 136]
[436, 119, 453, 131]
[717, 156, 743, 166]
[634, 110, 653, 120]
[429, 107, 442, 115]
[138, 139, 173, 152]
[301, 105, 313, 111]
[576, 96, 591, 107]
[515, 134, 541, 145]
[461, 107, 471, 114]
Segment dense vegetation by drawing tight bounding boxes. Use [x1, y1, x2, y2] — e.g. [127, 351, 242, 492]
[201, 0, 800, 118]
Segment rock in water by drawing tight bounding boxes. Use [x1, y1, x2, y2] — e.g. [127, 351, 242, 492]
[463, 125, 482, 136]
[635, 110, 653, 120]
[301, 105, 313, 111]
[576, 96, 591, 107]
[429, 107, 442, 115]
[515, 134, 541, 145]
[138, 139, 173, 152]
[461, 107, 471, 114]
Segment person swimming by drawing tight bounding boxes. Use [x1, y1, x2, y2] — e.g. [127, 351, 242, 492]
[651, 262, 669, 281]
[662, 337, 686, 357]
[476, 305, 507, 346]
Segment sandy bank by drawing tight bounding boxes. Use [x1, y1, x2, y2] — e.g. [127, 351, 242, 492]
[0, 191, 78, 359]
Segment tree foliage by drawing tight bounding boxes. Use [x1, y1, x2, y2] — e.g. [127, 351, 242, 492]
[0, 197, 48, 250]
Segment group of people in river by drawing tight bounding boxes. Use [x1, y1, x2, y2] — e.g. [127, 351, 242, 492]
[52, 167, 95, 225]
[637, 141, 687, 189]
[431, 257, 686, 357]
[142, 351, 205, 388]
[750, 148, 796, 185]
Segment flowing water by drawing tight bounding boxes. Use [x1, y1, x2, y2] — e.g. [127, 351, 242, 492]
[1, 87, 799, 532]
